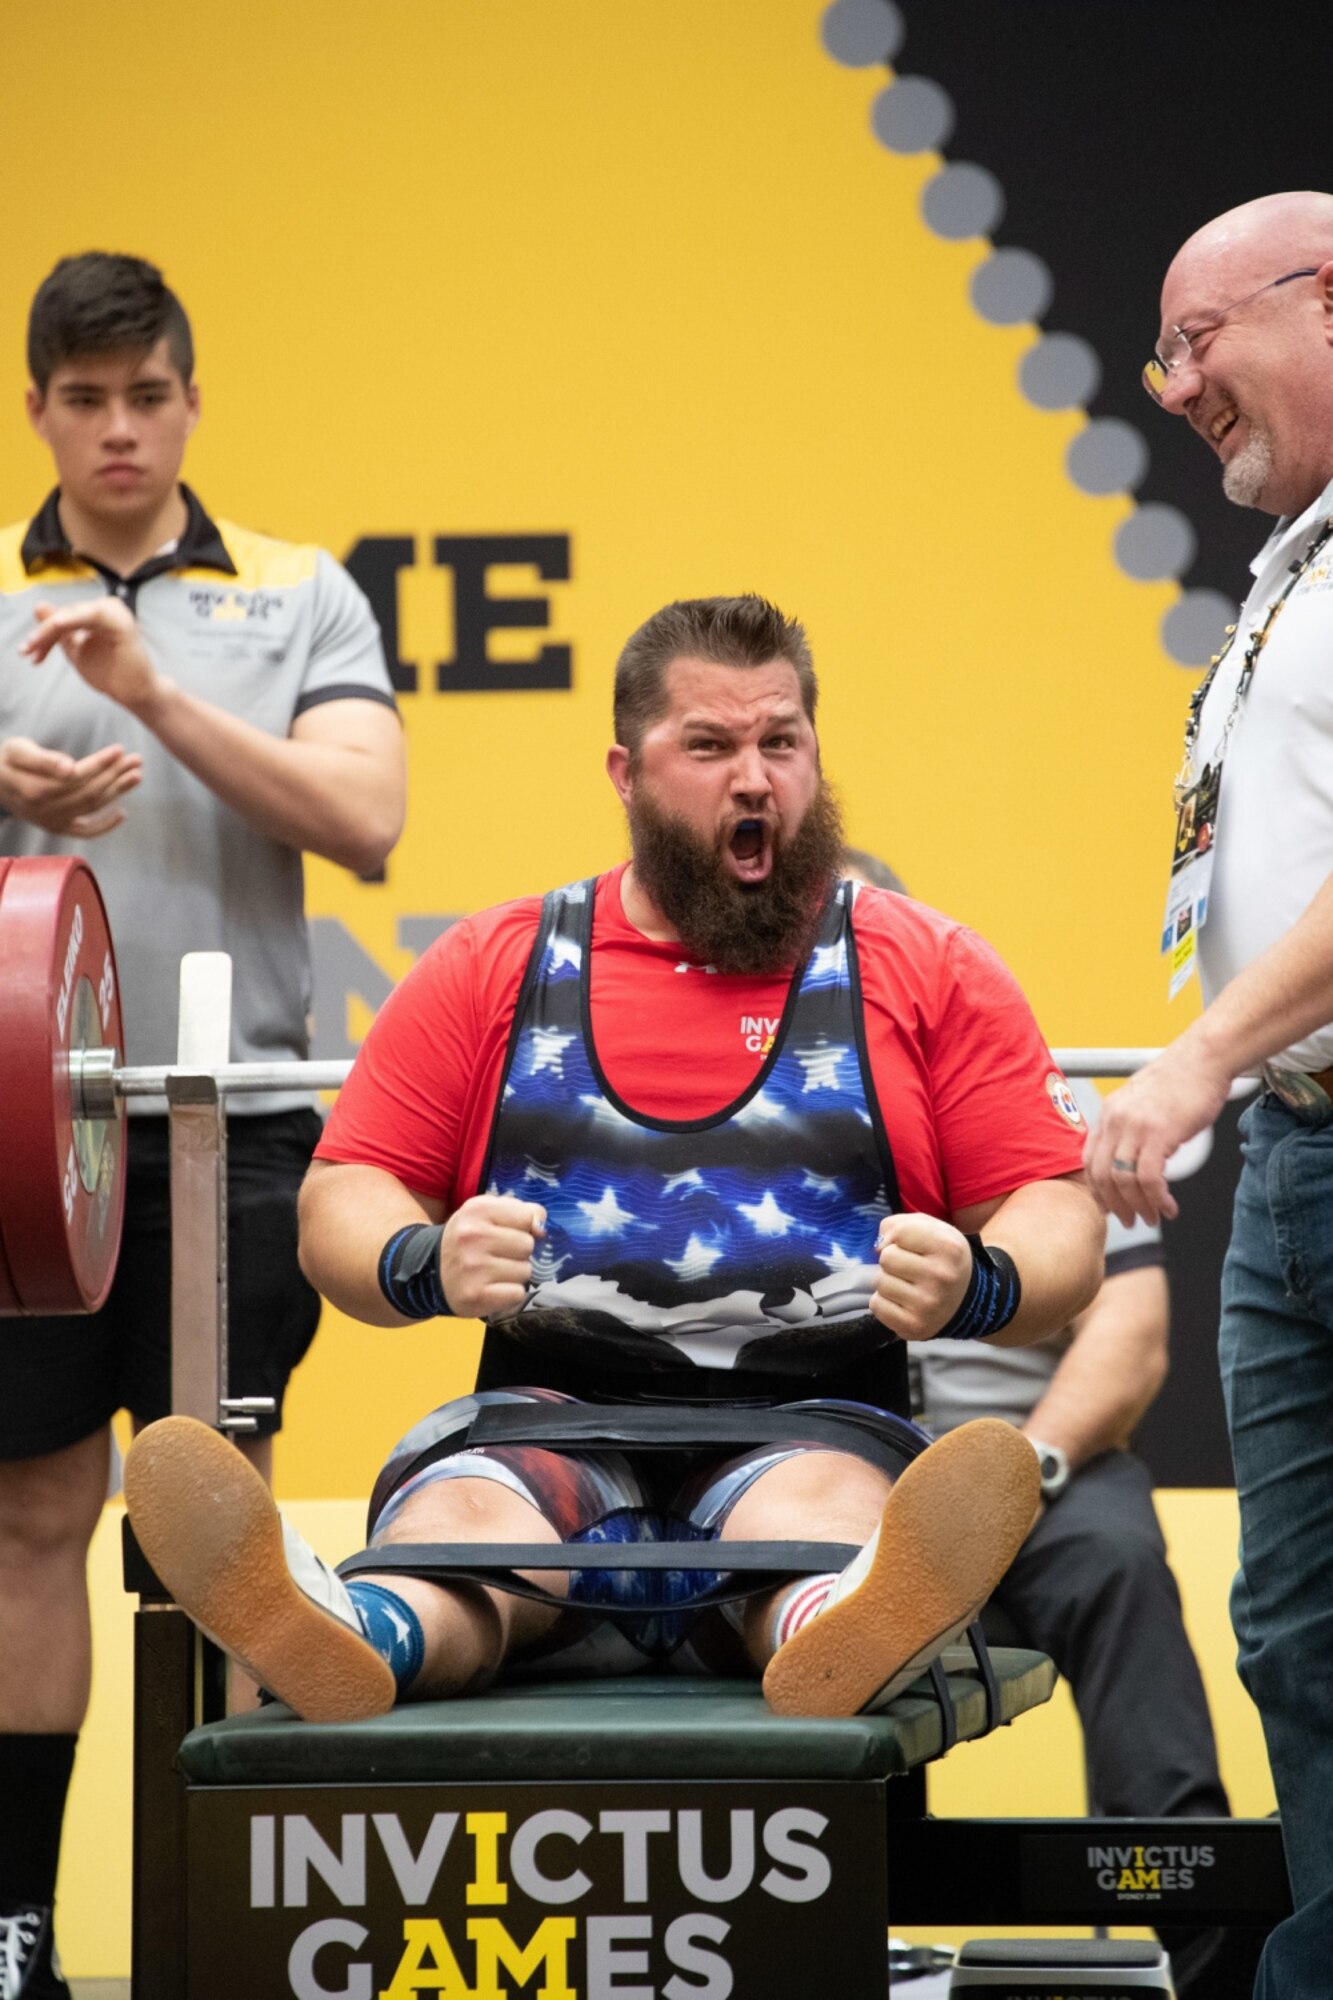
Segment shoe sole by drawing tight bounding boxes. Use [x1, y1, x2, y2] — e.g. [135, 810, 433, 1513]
[125, 1416, 396, 1723]
[761, 1418, 1039, 1718]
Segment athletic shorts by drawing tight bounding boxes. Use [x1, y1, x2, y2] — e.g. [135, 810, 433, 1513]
[365, 1386, 901, 1674]
[0, 1109, 323, 1460]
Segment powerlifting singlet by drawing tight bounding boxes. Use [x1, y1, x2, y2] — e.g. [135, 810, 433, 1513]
[480, 876, 904, 1379]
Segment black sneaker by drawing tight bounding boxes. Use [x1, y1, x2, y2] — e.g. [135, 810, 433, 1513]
[0, 1906, 71, 1999]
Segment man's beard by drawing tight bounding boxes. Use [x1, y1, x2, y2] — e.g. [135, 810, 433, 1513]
[1222, 426, 1274, 508]
[627, 779, 846, 974]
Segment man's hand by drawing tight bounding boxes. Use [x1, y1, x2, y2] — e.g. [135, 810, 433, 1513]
[439, 1194, 546, 1319]
[1085, 1044, 1231, 1226]
[0, 735, 142, 837]
[20, 597, 164, 714]
[871, 1212, 973, 1342]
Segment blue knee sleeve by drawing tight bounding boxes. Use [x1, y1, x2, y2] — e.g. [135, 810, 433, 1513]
[347, 1581, 426, 1694]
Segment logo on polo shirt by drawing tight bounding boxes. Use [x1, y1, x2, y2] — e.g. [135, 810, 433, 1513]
[189, 587, 286, 623]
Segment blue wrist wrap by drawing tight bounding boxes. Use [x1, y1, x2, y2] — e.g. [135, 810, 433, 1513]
[377, 1223, 450, 1320]
[933, 1235, 1022, 1342]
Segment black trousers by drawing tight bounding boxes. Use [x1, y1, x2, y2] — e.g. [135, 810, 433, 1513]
[980, 1448, 1229, 1818]
[0, 1109, 323, 1456]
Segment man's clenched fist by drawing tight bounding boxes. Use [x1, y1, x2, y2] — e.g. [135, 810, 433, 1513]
[870, 1212, 973, 1342]
[439, 1194, 546, 1319]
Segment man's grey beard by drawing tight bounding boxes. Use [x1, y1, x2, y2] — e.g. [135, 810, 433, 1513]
[627, 779, 845, 975]
[1223, 427, 1274, 508]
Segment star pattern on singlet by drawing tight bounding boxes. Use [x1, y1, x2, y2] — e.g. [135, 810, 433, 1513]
[484, 878, 897, 1370]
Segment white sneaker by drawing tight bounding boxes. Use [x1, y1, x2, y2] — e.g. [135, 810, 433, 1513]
[125, 1416, 396, 1722]
[762, 1419, 1039, 1717]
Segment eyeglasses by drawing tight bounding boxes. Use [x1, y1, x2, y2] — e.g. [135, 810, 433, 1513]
[1142, 267, 1319, 402]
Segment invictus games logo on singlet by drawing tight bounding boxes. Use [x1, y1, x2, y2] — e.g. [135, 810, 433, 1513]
[740, 1015, 778, 1054]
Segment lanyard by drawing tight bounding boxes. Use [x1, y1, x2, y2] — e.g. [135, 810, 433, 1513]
[1176, 514, 1333, 805]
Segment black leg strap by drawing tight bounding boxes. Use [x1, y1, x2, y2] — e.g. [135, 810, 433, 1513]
[466, 1399, 929, 1466]
[338, 1538, 861, 1616]
[927, 1657, 960, 1751]
[371, 1396, 934, 1540]
[965, 1617, 1002, 1731]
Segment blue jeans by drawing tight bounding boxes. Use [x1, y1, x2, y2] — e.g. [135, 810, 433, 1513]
[1220, 1095, 1333, 1997]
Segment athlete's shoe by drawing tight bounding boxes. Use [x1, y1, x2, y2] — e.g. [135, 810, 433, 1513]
[0, 1904, 70, 1999]
[761, 1417, 1039, 1717]
[124, 1416, 396, 1723]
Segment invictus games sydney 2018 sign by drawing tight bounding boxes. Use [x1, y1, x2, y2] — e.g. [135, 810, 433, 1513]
[186, 1780, 887, 1997]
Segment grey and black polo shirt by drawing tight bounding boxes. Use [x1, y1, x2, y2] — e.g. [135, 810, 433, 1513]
[0, 485, 396, 1108]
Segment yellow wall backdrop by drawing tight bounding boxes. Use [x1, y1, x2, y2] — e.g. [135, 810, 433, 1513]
[0, 0, 1191, 1500]
[0, 0, 1255, 1976]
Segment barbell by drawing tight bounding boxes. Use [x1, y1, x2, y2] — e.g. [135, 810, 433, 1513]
[0, 853, 1165, 1320]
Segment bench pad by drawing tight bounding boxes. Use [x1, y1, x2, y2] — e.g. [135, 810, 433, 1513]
[177, 1646, 1054, 1786]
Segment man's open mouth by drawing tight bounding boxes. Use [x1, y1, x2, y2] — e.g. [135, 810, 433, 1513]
[728, 817, 772, 881]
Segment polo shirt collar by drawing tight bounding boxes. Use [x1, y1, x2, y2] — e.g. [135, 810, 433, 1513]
[19, 483, 237, 581]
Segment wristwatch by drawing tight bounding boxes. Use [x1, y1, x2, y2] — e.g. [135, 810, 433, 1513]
[1026, 1437, 1071, 1501]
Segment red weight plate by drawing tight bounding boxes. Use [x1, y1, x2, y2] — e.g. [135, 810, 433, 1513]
[0, 858, 20, 1313]
[0, 856, 126, 1313]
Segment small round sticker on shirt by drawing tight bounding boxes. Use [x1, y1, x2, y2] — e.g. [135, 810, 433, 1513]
[1046, 1073, 1085, 1130]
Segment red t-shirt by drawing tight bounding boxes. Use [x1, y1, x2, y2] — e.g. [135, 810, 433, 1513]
[317, 867, 1085, 1218]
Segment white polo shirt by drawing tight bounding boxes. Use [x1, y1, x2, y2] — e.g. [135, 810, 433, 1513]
[1194, 475, 1333, 1072]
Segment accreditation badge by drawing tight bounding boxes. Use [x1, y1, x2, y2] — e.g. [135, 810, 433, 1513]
[1161, 762, 1221, 999]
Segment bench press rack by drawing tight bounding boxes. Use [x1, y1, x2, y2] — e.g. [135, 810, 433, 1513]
[108, 954, 1289, 1995]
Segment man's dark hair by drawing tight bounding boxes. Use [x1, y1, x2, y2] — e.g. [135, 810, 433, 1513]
[842, 846, 908, 894]
[27, 253, 194, 392]
[614, 594, 817, 754]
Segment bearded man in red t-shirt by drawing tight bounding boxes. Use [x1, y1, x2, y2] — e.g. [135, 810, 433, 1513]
[125, 594, 1104, 1723]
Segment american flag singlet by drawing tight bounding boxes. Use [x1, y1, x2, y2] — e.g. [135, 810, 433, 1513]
[481, 877, 903, 1376]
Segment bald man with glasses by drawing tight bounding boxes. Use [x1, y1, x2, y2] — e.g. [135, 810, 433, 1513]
[1087, 190, 1333, 2000]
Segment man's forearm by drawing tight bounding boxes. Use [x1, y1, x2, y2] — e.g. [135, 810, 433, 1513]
[1021, 1265, 1169, 1466]
[1090, 869, 1333, 1225]
[974, 1177, 1106, 1348]
[298, 1160, 443, 1324]
[131, 680, 404, 873]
